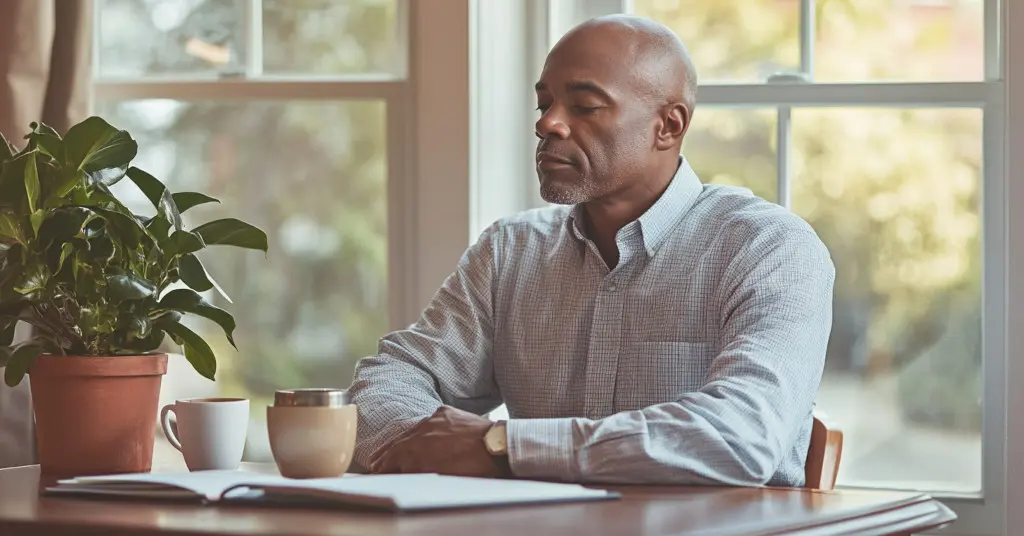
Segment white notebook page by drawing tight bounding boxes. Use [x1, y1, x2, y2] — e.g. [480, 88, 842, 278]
[57, 472, 615, 509]
[247, 474, 614, 510]
[61, 470, 286, 500]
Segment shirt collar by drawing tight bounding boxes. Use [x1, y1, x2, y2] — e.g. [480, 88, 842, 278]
[568, 157, 703, 257]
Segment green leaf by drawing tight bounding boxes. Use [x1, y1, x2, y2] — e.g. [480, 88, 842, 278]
[14, 264, 49, 299]
[159, 319, 216, 381]
[52, 169, 83, 200]
[126, 167, 182, 231]
[89, 184, 155, 243]
[0, 132, 13, 160]
[78, 305, 116, 335]
[0, 318, 17, 347]
[158, 288, 236, 348]
[144, 243, 162, 268]
[166, 230, 206, 257]
[4, 343, 42, 387]
[29, 210, 45, 237]
[31, 122, 59, 138]
[193, 218, 268, 252]
[38, 206, 96, 245]
[92, 207, 143, 247]
[84, 236, 115, 265]
[0, 211, 23, 244]
[56, 242, 74, 273]
[105, 273, 158, 301]
[126, 314, 152, 340]
[90, 182, 134, 215]
[0, 247, 24, 302]
[132, 327, 166, 353]
[70, 182, 90, 205]
[144, 216, 171, 245]
[172, 192, 219, 214]
[125, 167, 165, 206]
[0, 305, 23, 348]
[178, 253, 232, 303]
[24, 152, 39, 213]
[63, 116, 137, 186]
[0, 153, 28, 209]
[33, 133, 63, 163]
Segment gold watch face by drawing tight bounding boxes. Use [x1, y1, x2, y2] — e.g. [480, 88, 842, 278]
[485, 423, 507, 454]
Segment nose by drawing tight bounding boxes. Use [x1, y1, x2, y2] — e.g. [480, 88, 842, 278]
[535, 107, 569, 140]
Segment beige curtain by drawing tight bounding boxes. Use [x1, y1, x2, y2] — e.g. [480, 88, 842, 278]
[0, 0, 93, 468]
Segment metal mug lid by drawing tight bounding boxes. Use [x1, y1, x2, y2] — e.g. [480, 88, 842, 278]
[274, 388, 350, 407]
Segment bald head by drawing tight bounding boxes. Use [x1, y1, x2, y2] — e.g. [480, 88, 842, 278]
[553, 14, 698, 117]
[533, 15, 698, 206]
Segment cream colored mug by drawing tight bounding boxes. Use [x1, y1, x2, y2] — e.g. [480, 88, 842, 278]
[266, 388, 357, 479]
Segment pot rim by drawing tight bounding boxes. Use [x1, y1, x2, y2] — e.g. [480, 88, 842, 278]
[29, 353, 169, 378]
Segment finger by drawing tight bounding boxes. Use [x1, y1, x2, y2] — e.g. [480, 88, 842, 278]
[369, 417, 431, 473]
[377, 437, 417, 473]
[369, 453, 386, 473]
[373, 453, 399, 474]
[373, 445, 409, 474]
[370, 450, 398, 473]
[368, 446, 389, 470]
[382, 431, 438, 474]
[372, 434, 418, 474]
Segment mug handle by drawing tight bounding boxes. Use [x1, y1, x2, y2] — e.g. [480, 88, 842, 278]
[159, 404, 182, 452]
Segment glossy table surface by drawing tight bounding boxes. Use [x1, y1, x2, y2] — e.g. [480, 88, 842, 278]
[0, 463, 956, 536]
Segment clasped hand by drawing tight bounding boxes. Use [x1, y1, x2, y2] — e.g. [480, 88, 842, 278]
[368, 406, 511, 478]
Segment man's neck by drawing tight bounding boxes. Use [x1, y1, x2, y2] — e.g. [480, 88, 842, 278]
[581, 160, 679, 268]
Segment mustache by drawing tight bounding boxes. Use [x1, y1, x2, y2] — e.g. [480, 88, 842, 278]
[535, 144, 575, 163]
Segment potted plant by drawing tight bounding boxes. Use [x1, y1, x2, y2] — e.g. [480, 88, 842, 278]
[0, 117, 267, 477]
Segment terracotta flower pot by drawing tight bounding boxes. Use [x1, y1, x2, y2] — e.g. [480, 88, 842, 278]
[28, 353, 168, 478]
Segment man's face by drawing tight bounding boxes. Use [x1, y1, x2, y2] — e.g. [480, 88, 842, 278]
[534, 35, 657, 205]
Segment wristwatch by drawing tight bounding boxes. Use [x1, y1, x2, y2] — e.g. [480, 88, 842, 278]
[483, 421, 508, 455]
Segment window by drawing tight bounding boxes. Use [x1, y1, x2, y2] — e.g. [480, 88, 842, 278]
[522, 0, 1004, 531]
[92, 0, 470, 464]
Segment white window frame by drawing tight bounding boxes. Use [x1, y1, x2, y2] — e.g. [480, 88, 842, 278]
[93, 0, 474, 330]
[469, 1, 1021, 534]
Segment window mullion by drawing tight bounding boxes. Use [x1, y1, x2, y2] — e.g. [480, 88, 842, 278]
[91, 1, 103, 81]
[980, 99, 1008, 528]
[243, 0, 264, 78]
[799, 0, 815, 80]
[984, 0, 1001, 80]
[776, 106, 792, 209]
[393, 0, 411, 78]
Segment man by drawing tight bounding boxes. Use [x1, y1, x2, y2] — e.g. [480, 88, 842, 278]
[348, 15, 835, 487]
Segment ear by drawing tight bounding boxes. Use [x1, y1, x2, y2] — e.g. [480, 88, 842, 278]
[654, 103, 690, 151]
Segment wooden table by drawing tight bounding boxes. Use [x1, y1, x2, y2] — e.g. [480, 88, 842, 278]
[0, 464, 956, 536]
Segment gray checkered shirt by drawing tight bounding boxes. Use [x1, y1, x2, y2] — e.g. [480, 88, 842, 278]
[349, 158, 835, 487]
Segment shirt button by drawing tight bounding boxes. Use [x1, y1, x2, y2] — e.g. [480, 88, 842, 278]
[606, 282, 617, 292]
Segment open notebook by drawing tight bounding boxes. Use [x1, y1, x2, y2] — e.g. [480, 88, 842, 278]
[44, 470, 619, 512]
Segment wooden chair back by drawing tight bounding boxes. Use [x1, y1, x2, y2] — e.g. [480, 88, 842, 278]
[804, 412, 843, 490]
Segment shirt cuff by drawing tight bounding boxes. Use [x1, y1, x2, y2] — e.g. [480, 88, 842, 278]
[506, 418, 578, 481]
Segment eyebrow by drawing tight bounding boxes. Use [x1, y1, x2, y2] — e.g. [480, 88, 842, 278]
[535, 80, 613, 101]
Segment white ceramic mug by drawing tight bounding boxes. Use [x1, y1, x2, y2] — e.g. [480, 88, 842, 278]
[159, 397, 249, 471]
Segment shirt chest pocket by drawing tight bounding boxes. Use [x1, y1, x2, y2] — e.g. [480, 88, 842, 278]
[614, 342, 716, 411]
